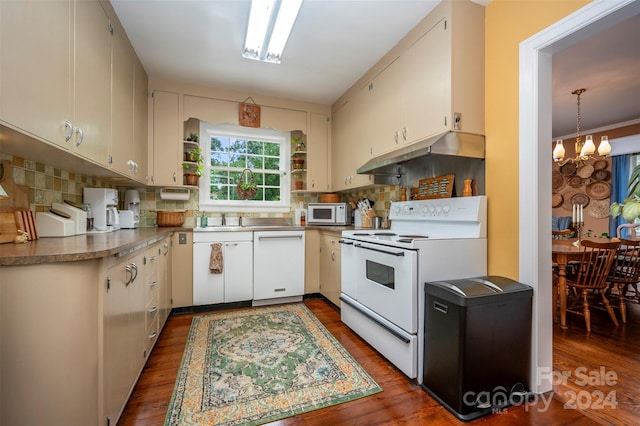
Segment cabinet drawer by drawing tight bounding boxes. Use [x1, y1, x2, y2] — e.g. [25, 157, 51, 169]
[146, 278, 159, 301]
[144, 316, 159, 355]
[145, 295, 159, 330]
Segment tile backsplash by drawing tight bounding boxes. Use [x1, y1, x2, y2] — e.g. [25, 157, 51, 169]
[2, 152, 397, 227]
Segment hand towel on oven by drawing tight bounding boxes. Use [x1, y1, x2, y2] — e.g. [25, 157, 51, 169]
[209, 243, 223, 274]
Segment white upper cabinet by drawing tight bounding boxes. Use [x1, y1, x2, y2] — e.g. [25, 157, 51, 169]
[73, 0, 112, 164]
[336, 0, 485, 162]
[331, 86, 373, 191]
[307, 113, 330, 192]
[150, 90, 181, 186]
[0, 0, 73, 148]
[110, 20, 148, 183]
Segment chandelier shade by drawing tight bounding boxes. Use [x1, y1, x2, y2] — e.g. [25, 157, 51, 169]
[553, 88, 609, 166]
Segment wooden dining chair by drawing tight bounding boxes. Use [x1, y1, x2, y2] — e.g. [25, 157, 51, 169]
[565, 240, 620, 332]
[606, 238, 640, 323]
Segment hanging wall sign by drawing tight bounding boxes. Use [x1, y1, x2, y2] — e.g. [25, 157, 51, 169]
[239, 97, 261, 128]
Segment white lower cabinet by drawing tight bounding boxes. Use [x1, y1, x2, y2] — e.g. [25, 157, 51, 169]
[253, 231, 305, 301]
[319, 232, 342, 307]
[103, 238, 171, 426]
[193, 232, 253, 305]
[104, 250, 145, 426]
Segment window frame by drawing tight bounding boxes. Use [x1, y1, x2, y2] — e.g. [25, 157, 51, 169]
[198, 123, 291, 213]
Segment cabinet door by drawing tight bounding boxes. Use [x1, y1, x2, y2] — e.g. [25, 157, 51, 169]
[253, 231, 305, 300]
[224, 241, 253, 302]
[133, 57, 149, 183]
[369, 57, 403, 156]
[0, 0, 72, 148]
[73, 0, 112, 164]
[307, 113, 329, 192]
[192, 242, 225, 305]
[402, 18, 449, 144]
[104, 254, 141, 425]
[261, 106, 307, 133]
[158, 238, 172, 326]
[150, 90, 180, 186]
[183, 95, 237, 125]
[111, 24, 135, 176]
[331, 88, 371, 191]
[319, 234, 341, 307]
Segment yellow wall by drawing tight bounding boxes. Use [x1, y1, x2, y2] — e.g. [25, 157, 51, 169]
[485, 0, 590, 279]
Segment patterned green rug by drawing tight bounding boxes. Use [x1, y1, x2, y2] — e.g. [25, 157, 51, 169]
[165, 303, 381, 425]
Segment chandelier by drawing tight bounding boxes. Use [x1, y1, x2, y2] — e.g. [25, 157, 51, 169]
[552, 88, 611, 166]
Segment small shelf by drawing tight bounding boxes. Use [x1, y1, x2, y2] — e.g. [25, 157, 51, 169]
[291, 168, 307, 174]
[292, 150, 307, 156]
[183, 140, 199, 147]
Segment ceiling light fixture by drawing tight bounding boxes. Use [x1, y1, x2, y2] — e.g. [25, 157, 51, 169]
[243, 0, 303, 64]
[553, 88, 611, 165]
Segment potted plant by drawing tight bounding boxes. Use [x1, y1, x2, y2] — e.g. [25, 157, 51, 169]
[186, 132, 199, 142]
[292, 136, 305, 152]
[610, 163, 640, 235]
[294, 180, 304, 190]
[182, 146, 204, 186]
[236, 168, 258, 199]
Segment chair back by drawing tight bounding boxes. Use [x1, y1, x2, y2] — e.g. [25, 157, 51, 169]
[572, 240, 620, 289]
[609, 238, 640, 285]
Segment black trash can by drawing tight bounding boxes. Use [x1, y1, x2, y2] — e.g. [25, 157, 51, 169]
[422, 276, 533, 421]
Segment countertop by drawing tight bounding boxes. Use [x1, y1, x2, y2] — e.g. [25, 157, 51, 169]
[0, 227, 182, 266]
[0, 225, 358, 266]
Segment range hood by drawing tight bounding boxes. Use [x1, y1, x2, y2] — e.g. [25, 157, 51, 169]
[357, 131, 485, 175]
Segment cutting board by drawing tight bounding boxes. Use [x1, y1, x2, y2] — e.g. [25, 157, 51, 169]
[0, 212, 18, 243]
[0, 160, 30, 212]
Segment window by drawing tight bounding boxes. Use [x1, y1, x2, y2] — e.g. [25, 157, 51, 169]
[198, 123, 290, 212]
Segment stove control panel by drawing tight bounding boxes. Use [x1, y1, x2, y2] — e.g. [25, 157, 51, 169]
[390, 196, 486, 221]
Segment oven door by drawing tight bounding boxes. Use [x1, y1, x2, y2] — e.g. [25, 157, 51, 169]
[352, 240, 418, 333]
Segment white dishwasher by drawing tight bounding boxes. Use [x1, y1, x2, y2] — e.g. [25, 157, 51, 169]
[193, 231, 253, 305]
[253, 230, 305, 305]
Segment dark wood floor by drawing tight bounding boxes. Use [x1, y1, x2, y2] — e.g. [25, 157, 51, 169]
[119, 297, 640, 425]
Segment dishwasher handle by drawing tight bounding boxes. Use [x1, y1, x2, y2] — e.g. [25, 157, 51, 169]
[257, 234, 303, 240]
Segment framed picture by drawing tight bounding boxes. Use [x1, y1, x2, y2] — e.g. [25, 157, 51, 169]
[239, 102, 260, 128]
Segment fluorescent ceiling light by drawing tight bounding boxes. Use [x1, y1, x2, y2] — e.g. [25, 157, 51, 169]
[243, 0, 303, 64]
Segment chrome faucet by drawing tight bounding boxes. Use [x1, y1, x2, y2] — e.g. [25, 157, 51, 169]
[221, 213, 226, 226]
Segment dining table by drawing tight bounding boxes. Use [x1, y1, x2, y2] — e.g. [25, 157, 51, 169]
[552, 240, 584, 330]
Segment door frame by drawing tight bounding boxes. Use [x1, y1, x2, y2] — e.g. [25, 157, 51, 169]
[519, 0, 640, 394]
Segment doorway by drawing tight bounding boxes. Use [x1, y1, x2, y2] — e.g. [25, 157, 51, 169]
[519, 0, 640, 394]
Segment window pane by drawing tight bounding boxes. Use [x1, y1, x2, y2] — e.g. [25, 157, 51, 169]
[265, 173, 280, 186]
[201, 124, 289, 208]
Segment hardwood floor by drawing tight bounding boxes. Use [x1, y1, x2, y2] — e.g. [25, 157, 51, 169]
[118, 297, 640, 425]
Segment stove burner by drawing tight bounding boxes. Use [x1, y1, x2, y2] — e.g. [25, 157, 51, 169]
[373, 232, 396, 236]
[353, 232, 372, 236]
[398, 235, 429, 239]
[397, 239, 414, 243]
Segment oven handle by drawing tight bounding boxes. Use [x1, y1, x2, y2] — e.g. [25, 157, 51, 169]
[339, 296, 411, 344]
[353, 243, 405, 256]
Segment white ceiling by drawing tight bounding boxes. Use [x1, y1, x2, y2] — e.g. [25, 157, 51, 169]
[111, 0, 640, 139]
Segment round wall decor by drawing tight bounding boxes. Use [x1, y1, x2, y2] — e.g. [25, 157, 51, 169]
[586, 181, 611, 200]
[570, 192, 590, 207]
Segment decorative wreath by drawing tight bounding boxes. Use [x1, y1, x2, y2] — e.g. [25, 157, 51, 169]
[236, 168, 258, 200]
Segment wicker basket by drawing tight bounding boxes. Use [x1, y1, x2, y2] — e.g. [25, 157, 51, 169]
[236, 168, 258, 200]
[155, 210, 186, 227]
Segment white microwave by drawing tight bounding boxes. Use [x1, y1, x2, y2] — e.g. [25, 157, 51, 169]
[307, 203, 352, 225]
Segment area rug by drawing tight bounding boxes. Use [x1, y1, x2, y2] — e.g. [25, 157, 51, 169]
[165, 303, 381, 425]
